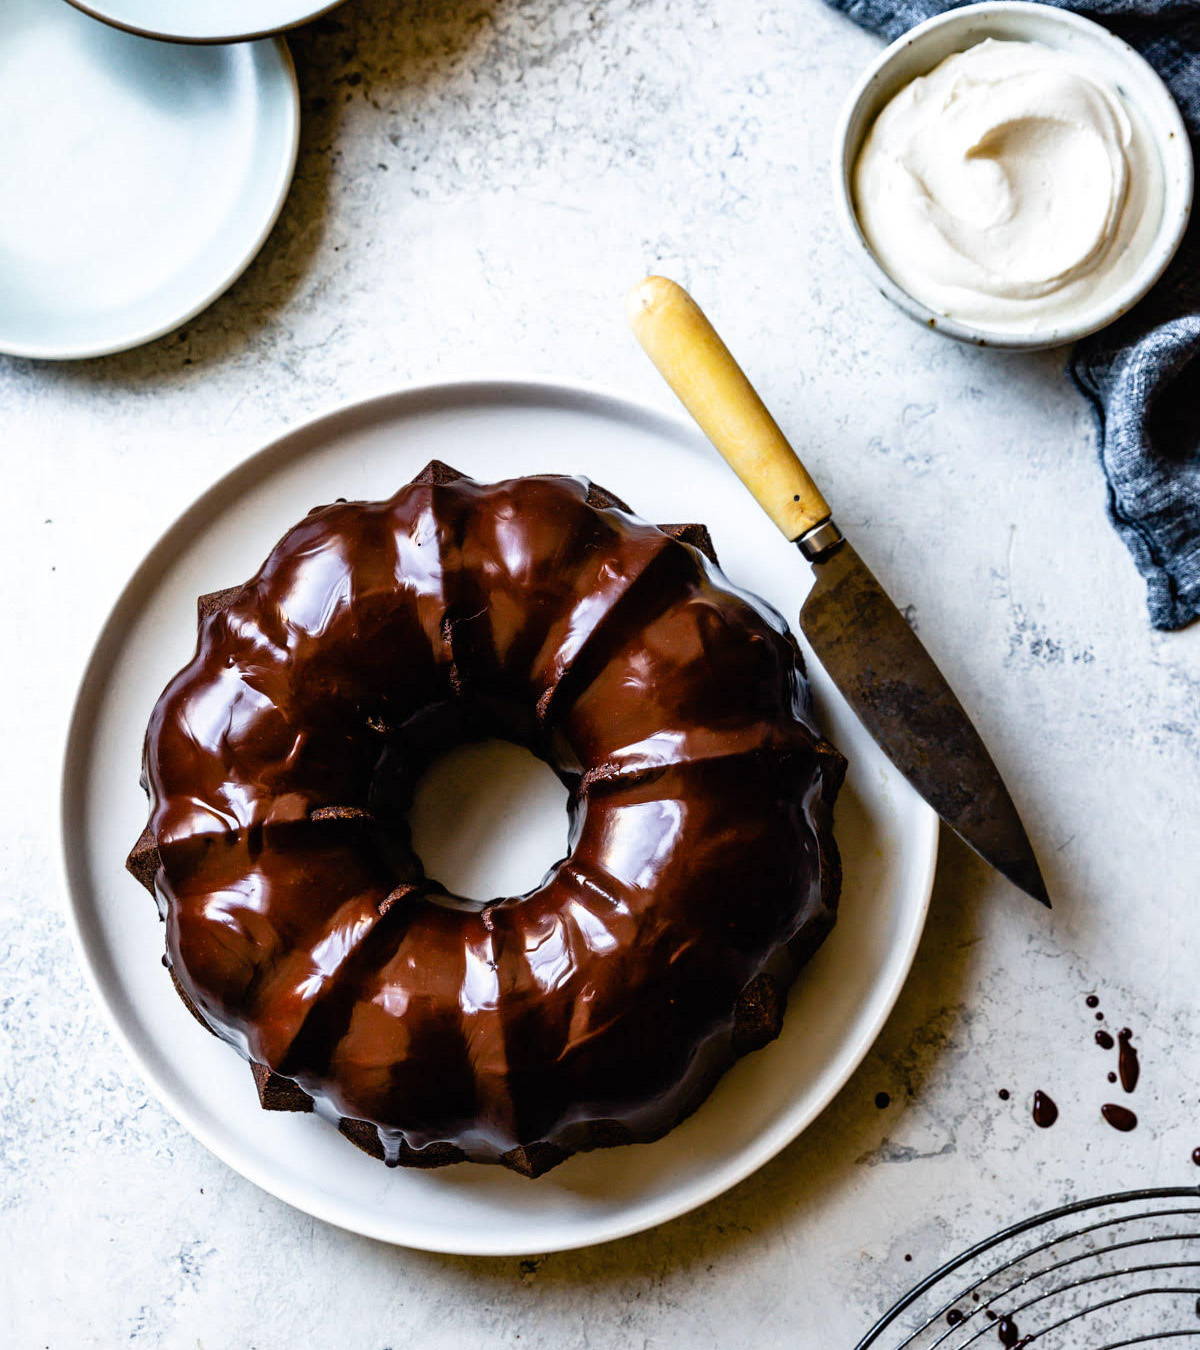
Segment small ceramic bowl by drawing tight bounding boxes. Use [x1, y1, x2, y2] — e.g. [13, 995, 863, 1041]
[833, 1, 1194, 349]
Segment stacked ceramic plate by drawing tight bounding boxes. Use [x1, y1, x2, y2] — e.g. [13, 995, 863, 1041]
[0, 0, 347, 359]
[63, 0, 346, 43]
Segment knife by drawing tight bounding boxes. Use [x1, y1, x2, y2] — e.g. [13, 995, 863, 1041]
[628, 276, 1050, 906]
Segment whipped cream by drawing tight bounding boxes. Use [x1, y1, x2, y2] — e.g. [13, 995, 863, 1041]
[853, 39, 1164, 336]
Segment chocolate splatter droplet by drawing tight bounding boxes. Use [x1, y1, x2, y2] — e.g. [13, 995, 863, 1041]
[1108, 1072, 1117, 1083]
[1095, 1029, 1115, 1050]
[1118, 1028, 1140, 1093]
[998, 1089, 1010, 1101]
[997, 1314, 1021, 1346]
[1086, 995, 1099, 1008]
[875, 1092, 890, 1109]
[1033, 1091, 1058, 1128]
[1191, 1147, 1200, 1166]
[1101, 1103, 1138, 1132]
[947, 1309, 965, 1326]
[1095, 1012, 1105, 1021]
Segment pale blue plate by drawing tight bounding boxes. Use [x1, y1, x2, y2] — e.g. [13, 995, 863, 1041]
[0, 0, 298, 359]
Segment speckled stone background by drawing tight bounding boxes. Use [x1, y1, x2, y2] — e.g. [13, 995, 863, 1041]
[3, 0, 1199, 1344]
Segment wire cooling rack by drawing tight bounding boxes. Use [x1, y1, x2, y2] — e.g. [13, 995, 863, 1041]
[856, 1188, 1200, 1348]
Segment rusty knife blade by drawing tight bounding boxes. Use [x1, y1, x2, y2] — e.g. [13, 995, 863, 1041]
[799, 539, 1050, 906]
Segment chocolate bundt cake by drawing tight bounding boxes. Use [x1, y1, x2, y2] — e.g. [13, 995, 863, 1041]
[127, 463, 845, 1177]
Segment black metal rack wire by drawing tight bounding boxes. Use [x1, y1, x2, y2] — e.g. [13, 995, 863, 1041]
[856, 1188, 1200, 1348]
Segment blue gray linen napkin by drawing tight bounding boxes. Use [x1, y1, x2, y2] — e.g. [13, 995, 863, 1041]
[826, 0, 1200, 629]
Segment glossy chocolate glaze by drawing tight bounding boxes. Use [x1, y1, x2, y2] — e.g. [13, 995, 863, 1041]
[132, 466, 844, 1170]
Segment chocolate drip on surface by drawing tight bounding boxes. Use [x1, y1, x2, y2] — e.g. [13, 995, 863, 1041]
[1117, 1027, 1140, 1092]
[1032, 1091, 1058, 1128]
[996, 1314, 1020, 1347]
[1101, 1103, 1138, 1132]
[128, 466, 845, 1174]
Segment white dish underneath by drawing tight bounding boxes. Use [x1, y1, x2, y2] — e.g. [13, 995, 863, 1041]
[61, 380, 937, 1254]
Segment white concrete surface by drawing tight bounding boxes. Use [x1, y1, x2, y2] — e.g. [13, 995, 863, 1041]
[3, 1, 1198, 1345]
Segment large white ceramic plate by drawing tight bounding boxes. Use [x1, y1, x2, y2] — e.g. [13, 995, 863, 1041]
[61, 380, 938, 1255]
[0, 0, 298, 360]
[63, 0, 347, 44]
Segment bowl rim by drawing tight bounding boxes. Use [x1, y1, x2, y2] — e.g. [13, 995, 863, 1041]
[831, 0, 1195, 350]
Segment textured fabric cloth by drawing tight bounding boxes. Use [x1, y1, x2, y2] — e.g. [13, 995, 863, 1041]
[828, 0, 1200, 628]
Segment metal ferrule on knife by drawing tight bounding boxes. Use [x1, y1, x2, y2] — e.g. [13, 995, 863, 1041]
[797, 518, 845, 563]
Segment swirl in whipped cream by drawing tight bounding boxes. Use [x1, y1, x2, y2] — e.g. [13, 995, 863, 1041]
[854, 39, 1164, 336]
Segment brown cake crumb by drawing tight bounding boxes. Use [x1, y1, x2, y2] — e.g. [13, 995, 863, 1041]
[196, 585, 244, 622]
[125, 826, 160, 894]
[657, 521, 719, 565]
[251, 1062, 314, 1113]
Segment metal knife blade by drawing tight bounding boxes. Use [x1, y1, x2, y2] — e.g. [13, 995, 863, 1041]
[800, 538, 1050, 905]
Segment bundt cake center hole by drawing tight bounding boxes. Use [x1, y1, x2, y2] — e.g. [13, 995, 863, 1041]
[408, 739, 571, 902]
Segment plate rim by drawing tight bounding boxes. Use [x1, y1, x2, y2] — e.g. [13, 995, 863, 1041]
[58, 376, 939, 1254]
[0, 26, 300, 361]
[60, 0, 348, 45]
